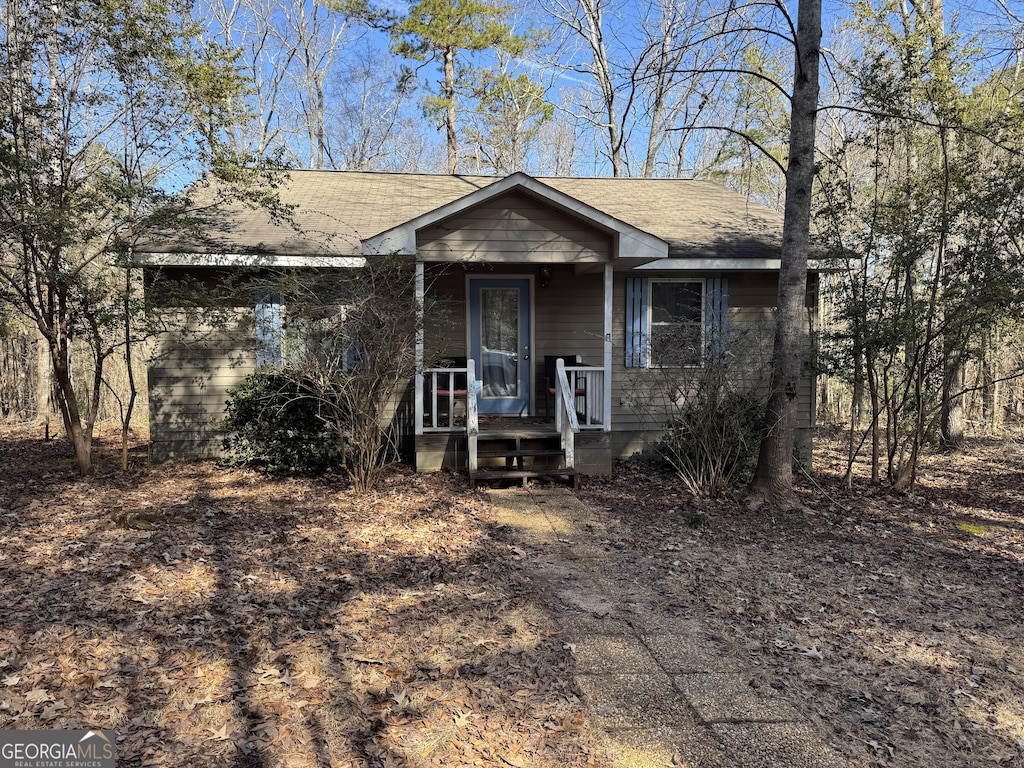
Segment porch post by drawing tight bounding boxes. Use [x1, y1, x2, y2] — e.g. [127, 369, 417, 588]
[414, 261, 424, 436]
[603, 262, 613, 432]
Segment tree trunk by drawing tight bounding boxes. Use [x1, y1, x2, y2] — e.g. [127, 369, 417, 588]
[35, 328, 51, 432]
[982, 329, 1001, 433]
[443, 45, 458, 174]
[940, 345, 965, 449]
[868, 362, 880, 484]
[122, 266, 138, 471]
[49, 338, 93, 475]
[748, 0, 822, 508]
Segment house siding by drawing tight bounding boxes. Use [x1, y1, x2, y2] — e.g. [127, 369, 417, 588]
[147, 308, 254, 461]
[148, 264, 817, 470]
[422, 266, 815, 466]
[608, 271, 816, 460]
[418, 191, 613, 263]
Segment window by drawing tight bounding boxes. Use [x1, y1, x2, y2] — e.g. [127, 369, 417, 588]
[625, 276, 728, 369]
[255, 292, 283, 368]
[650, 281, 704, 367]
[256, 292, 352, 370]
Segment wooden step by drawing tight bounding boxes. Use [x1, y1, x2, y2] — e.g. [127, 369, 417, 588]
[476, 449, 564, 459]
[470, 467, 578, 489]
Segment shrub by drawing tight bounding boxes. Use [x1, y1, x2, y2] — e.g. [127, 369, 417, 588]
[222, 371, 338, 473]
[657, 383, 766, 498]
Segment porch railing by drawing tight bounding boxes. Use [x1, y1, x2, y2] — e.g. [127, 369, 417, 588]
[564, 364, 606, 429]
[466, 359, 479, 475]
[420, 362, 471, 433]
[418, 358, 605, 433]
[554, 358, 579, 470]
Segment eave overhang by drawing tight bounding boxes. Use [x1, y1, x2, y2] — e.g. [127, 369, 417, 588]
[634, 257, 860, 272]
[133, 253, 367, 268]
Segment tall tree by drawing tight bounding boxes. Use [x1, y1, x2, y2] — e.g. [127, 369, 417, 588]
[203, 0, 352, 167]
[0, 0, 251, 474]
[703, 46, 790, 209]
[390, 0, 527, 173]
[328, 50, 428, 171]
[464, 58, 554, 173]
[547, 0, 739, 177]
[748, 0, 822, 506]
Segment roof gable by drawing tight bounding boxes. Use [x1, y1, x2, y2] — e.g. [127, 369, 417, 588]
[362, 172, 668, 266]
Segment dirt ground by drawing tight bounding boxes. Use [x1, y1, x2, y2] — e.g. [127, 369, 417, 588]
[1, 424, 1022, 767]
[579, 436, 1024, 767]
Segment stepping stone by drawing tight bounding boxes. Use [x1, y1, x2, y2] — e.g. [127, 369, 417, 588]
[642, 634, 740, 674]
[712, 722, 851, 768]
[571, 636, 658, 675]
[599, 725, 733, 768]
[673, 673, 803, 723]
[575, 672, 691, 731]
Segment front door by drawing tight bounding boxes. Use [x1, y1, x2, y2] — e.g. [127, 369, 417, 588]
[469, 278, 531, 415]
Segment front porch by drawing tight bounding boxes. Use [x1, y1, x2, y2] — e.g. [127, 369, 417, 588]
[411, 258, 617, 482]
[369, 174, 669, 483]
[414, 356, 614, 483]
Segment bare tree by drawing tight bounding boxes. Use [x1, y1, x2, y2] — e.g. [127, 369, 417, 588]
[202, 0, 353, 167]
[548, 0, 627, 173]
[748, 0, 822, 507]
[327, 49, 429, 170]
[547, 0, 736, 177]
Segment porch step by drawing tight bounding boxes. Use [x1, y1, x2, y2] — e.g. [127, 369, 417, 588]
[477, 449, 565, 460]
[470, 468, 579, 489]
[470, 434, 577, 489]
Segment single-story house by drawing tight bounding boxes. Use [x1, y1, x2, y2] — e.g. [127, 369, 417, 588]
[138, 170, 829, 484]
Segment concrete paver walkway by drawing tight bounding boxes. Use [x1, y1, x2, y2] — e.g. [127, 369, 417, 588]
[486, 486, 852, 768]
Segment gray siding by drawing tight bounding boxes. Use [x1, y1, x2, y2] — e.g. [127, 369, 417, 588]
[422, 267, 815, 460]
[147, 309, 254, 461]
[418, 191, 613, 263]
[148, 263, 816, 467]
[609, 271, 815, 454]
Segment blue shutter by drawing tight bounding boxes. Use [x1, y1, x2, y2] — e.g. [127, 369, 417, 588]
[625, 277, 649, 368]
[255, 292, 283, 368]
[704, 277, 729, 364]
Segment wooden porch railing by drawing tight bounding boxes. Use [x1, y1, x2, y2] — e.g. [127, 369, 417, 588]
[466, 359, 479, 475]
[420, 364, 471, 432]
[419, 358, 605, 434]
[564, 365, 605, 429]
[554, 358, 579, 471]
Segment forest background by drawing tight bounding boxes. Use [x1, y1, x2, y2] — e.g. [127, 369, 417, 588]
[1, 0, 1023, 487]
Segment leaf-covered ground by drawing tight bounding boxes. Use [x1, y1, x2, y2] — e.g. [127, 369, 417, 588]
[0, 427, 602, 767]
[580, 436, 1024, 767]
[3, 425, 1022, 767]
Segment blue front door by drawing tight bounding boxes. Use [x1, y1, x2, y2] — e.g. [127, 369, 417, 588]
[469, 278, 531, 415]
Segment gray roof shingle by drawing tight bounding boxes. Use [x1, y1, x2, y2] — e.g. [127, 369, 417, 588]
[143, 171, 783, 260]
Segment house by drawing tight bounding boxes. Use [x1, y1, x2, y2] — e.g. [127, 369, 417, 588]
[138, 170, 829, 483]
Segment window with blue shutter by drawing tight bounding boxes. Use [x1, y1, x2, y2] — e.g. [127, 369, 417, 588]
[625, 277, 649, 368]
[255, 292, 283, 368]
[705, 277, 729, 365]
[625, 277, 728, 368]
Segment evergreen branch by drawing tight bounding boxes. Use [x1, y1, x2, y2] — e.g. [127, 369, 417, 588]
[816, 104, 1024, 156]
